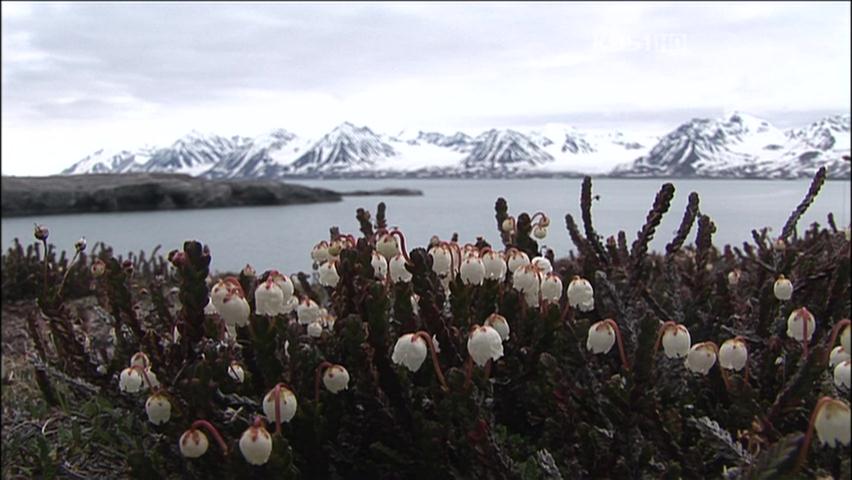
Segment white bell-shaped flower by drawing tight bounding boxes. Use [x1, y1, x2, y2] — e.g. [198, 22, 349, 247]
[318, 261, 340, 287]
[540, 273, 563, 303]
[270, 271, 295, 303]
[130, 352, 151, 369]
[586, 320, 615, 354]
[841, 323, 851, 354]
[203, 298, 218, 315]
[391, 333, 428, 372]
[296, 298, 321, 325]
[228, 362, 245, 383]
[119, 367, 143, 393]
[787, 307, 816, 342]
[512, 263, 540, 293]
[532, 225, 548, 239]
[727, 269, 741, 286]
[685, 342, 718, 375]
[282, 296, 298, 314]
[307, 321, 323, 338]
[311, 241, 331, 264]
[376, 233, 400, 259]
[145, 392, 172, 425]
[485, 313, 510, 341]
[773, 275, 793, 301]
[567, 276, 594, 309]
[506, 249, 529, 273]
[719, 338, 748, 371]
[255, 278, 285, 316]
[501, 216, 516, 233]
[531, 257, 552, 275]
[814, 398, 851, 447]
[460, 257, 486, 285]
[389, 254, 412, 283]
[829, 346, 850, 367]
[482, 250, 507, 281]
[239, 423, 273, 466]
[467, 325, 504, 367]
[371, 252, 388, 279]
[429, 245, 453, 277]
[524, 288, 541, 308]
[578, 297, 595, 312]
[262, 385, 297, 424]
[834, 360, 851, 389]
[322, 364, 350, 393]
[661, 323, 691, 359]
[179, 429, 209, 458]
[212, 279, 250, 328]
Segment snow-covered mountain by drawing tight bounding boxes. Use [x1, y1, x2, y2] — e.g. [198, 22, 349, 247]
[612, 112, 850, 178]
[62, 113, 850, 179]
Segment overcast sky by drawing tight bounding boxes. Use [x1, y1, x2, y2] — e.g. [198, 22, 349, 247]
[2, 1, 850, 176]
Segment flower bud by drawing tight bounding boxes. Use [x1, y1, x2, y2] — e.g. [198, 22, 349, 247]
[311, 241, 331, 264]
[719, 338, 748, 371]
[75, 237, 87, 252]
[835, 360, 851, 389]
[389, 254, 412, 283]
[540, 273, 563, 303]
[501, 216, 516, 233]
[460, 257, 486, 285]
[661, 324, 691, 359]
[371, 251, 388, 279]
[228, 362, 245, 383]
[376, 233, 400, 259]
[318, 261, 340, 287]
[179, 429, 209, 458]
[262, 385, 297, 424]
[242, 264, 256, 277]
[391, 333, 427, 372]
[322, 364, 350, 393]
[506, 249, 529, 273]
[485, 313, 510, 341]
[786, 307, 816, 342]
[814, 398, 851, 447]
[239, 423, 273, 466]
[727, 269, 741, 286]
[130, 351, 151, 369]
[482, 250, 507, 281]
[33, 223, 49, 241]
[685, 342, 718, 375]
[91, 258, 106, 277]
[532, 225, 548, 239]
[773, 275, 793, 301]
[307, 321, 323, 338]
[255, 278, 285, 316]
[586, 321, 615, 354]
[467, 325, 504, 367]
[296, 298, 321, 325]
[567, 276, 594, 310]
[145, 392, 172, 425]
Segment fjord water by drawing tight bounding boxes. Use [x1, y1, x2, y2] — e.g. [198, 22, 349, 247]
[2, 178, 850, 275]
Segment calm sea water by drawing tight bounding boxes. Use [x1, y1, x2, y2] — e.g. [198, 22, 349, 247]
[2, 179, 849, 275]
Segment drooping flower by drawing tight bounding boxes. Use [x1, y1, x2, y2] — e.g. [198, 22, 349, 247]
[130, 351, 151, 369]
[33, 223, 49, 241]
[376, 232, 400, 259]
[145, 392, 172, 425]
[786, 307, 816, 342]
[501, 216, 516, 233]
[813, 398, 851, 447]
[467, 325, 504, 367]
[211, 278, 250, 328]
[485, 313, 510, 341]
[75, 237, 87, 252]
[318, 260, 340, 287]
[532, 224, 548, 239]
[322, 364, 350, 393]
[506, 249, 529, 273]
[389, 254, 412, 283]
[311, 241, 331, 264]
[660, 323, 691, 359]
[586, 320, 615, 354]
[228, 362, 245, 383]
[727, 269, 741, 286]
[460, 256, 486, 285]
[773, 275, 793, 301]
[540, 273, 563, 303]
[531, 256, 552, 275]
[719, 338, 748, 372]
[239, 421, 273, 466]
[512, 263, 540, 293]
[296, 298, 321, 325]
[834, 360, 851, 389]
[255, 278, 285, 316]
[567, 276, 594, 310]
[391, 333, 428, 372]
[481, 250, 507, 281]
[119, 367, 143, 393]
[371, 251, 388, 279]
[269, 271, 295, 302]
[429, 244, 454, 277]
[685, 342, 718, 375]
[829, 346, 851, 367]
[307, 321, 323, 338]
[262, 384, 298, 424]
[841, 323, 851, 354]
[179, 429, 209, 458]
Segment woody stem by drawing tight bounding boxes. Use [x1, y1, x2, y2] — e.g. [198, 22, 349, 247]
[314, 361, 334, 403]
[57, 250, 81, 300]
[794, 397, 833, 472]
[191, 420, 230, 455]
[415, 331, 449, 392]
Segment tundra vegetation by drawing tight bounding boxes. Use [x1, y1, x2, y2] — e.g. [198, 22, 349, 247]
[2, 168, 850, 479]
